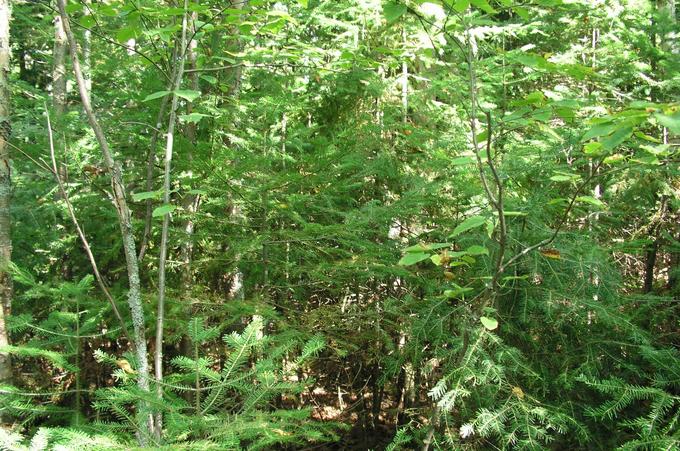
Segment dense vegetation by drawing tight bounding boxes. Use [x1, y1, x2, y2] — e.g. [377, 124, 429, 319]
[0, 0, 678, 449]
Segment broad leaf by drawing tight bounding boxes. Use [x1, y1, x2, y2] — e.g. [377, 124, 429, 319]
[466, 245, 488, 256]
[480, 316, 498, 330]
[383, 2, 407, 24]
[449, 216, 486, 238]
[152, 204, 177, 217]
[398, 252, 431, 266]
[655, 112, 680, 135]
[174, 90, 202, 102]
[131, 191, 160, 202]
[143, 90, 172, 102]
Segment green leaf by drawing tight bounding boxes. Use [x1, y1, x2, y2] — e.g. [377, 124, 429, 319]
[480, 316, 498, 330]
[383, 2, 407, 24]
[525, 91, 545, 105]
[445, 0, 470, 13]
[603, 154, 625, 164]
[654, 112, 680, 135]
[449, 216, 486, 238]
[174, 90, 201, 102]
[583, 142, 603, 155]
[515, 53, 551, 70]
[131, 191, 160, 202]
[143, 90, 172, 102]
[466, 245, 488, 256]
[576, 196, 605, 208]
[471, 0, 497, 13]
[152, 204, 177, 217]
[451, 156, 475, 166]
[404, 242, 451, 253]
[66, 3, 83, 13]
[444, 285, 473, 298]
[513, 6, 529, 19]
[601, 126, 633, 151]
[550, 175, 574, 182]
[582, 122, 617, 141]
[200, 75, 218, 84]
[297, 0, 308, 7]
[187, 189, 207, 195]
[116, 26, 138, 43]
[398, 252, 431, 266]
[179, 113, 210, 123]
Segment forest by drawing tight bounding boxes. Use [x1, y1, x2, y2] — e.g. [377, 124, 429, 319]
[0, 0, 678, 449]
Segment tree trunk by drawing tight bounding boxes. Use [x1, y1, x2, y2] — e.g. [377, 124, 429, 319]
[0, 0, 11, 389]
[52, 11, 67, 114]
[82, 0, 91, 94]
[181, 11, 200, 285]
[155, 1, 189, 438]
[55, 0, 153, 443]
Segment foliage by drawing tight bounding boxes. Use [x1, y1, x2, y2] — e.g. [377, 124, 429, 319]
[1, 0, 678, 449]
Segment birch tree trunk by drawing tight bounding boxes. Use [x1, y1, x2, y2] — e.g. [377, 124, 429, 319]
[154, 1, 189, 438]
[0, 0, 12, 389]
[181, 10, 200, 284]
[52, 11, 67, 114]
[82, 0, 91, 94]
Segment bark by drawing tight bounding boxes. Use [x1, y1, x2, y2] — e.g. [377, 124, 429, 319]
[154, 0, 189, 438]
[52, 12, 67, 114]
[0, 0, 11, 389]
[55, 0, 153, 443]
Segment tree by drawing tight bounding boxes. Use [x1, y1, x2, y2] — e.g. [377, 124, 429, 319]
[0, 0, 10, 390]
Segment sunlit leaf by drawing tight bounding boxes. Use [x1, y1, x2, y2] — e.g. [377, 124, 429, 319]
[131, 191, 160, 202]
[654, 112, 680, 135]
[152, 204, 177, 217]
[480, 316, 498, 330]
[174, 90, 201, 102]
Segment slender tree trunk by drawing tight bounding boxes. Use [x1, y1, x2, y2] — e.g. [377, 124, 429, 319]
[55, 0, 153, 443]
[178, 11, 200, 406]
[154, 1, 189, 439]
[52, 11, 67, 114]
[0, 0, 12, 390]
[82, 0, 92, 94]
[181, 10, 200, 285]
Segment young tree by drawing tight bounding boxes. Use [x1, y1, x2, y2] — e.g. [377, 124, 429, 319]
[55, 0, 153, 443]
[0, 0, 11, 390]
